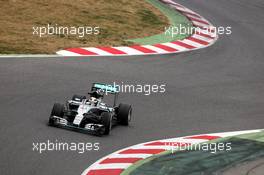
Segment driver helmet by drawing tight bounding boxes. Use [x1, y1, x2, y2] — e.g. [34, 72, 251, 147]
[89, 97, 98, 105]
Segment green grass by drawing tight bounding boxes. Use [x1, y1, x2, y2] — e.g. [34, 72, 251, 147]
[122, 130, 264, 175]
[128, 0, 193, 45]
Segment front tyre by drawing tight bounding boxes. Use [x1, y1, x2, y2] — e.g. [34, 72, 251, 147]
[101, 112, 112, 135]
[117, 104, 132, 126]
[49, 103, 64, 126]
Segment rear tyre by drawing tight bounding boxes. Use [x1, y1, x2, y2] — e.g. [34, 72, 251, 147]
[101, 112, 112, 135]
[117, 104, 132, 126]
[49, 103, 64, 126]
[72, 94, 86, 102]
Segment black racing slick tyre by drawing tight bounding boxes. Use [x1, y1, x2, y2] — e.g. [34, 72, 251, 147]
[49, 103, 64, 126]
[117, 103, 132, 126]
[72, 95, 86, 102]
[101, 112, 112, 135]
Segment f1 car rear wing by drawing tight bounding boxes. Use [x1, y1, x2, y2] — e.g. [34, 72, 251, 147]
[91, 83, 119, 94]
[91, 83, 119, 106]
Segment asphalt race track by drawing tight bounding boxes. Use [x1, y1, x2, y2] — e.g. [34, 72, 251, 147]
[0, 0, 264, 174]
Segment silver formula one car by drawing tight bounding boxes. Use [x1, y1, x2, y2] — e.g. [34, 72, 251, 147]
[48, 83, 132, 135]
